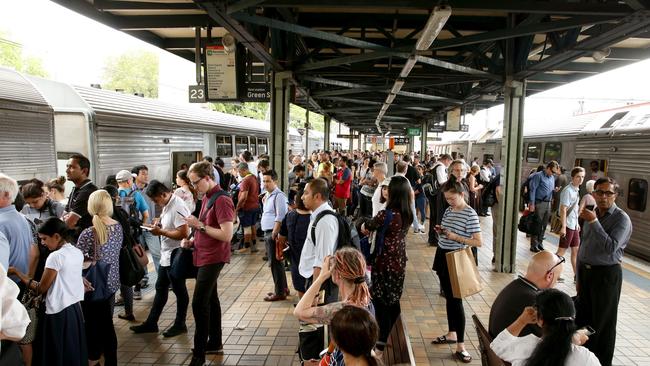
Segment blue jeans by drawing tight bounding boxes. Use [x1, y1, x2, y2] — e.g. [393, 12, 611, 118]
[415, 195, 426, 224]
[140, 230, 161, 272]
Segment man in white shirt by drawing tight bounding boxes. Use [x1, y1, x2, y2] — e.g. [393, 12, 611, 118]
[131, 180, 190, 337]
[371, 162, 388, 216]
[428, 154, 452, 246]
[260, 170, 289, 302]
[299, 178, 339, 303]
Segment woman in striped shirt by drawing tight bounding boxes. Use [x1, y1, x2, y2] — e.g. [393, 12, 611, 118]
[430, 181, 483, 363]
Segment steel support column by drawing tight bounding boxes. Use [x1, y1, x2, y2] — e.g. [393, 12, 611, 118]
[349, 131, 354, 151]
[420, 121, 428, 156]
[271, 71, 292, 191]
[324, 116, 331, 150]
[358, 133, 363, 152]
[305, 108, 310, 155]
[497, 79, 526, 273]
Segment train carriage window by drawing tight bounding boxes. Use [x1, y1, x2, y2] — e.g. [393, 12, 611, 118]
[543, 142, 562, 163]
[258, 138, 268, 155]
[235, 136, 249, 155]
[526, 143, 542, 163]
[250, 138, 257, 156]
[628, 179, 647, 212]
[216, 135, 233, 157]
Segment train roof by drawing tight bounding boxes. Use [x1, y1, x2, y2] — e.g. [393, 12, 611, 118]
[24, 73, 269, 135]
[0, 67, 51, 113]
[580, 103, 650, 137]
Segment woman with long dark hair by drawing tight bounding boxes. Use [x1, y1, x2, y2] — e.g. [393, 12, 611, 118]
[431, 180, 482, 363]
[360, 175, 412, 356]
[175, 169, 197, 213]
[491, 288, 600, 366]
[8, 218, 87, 366]
[330, 306, 382, 366]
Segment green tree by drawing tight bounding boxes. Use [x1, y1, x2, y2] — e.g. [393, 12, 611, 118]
[210, 102, 268, 120]
[0, 30, 49, 77]
[289, 104, 324, 132]
[102, 49, 159, 98]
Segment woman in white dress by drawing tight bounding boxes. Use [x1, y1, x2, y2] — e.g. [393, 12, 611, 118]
[491, 288, 601, 366]
[174, 169, 197, 213]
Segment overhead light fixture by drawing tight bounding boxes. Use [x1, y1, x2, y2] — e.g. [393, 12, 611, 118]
[391, 80, 405, 94]
[592, 48, 611, 63]
[400, 57, 417, 78]
[385, 94, 396, 104]
[415, 6, 452, 51]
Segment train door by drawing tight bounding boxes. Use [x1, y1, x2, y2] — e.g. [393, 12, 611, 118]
[171, 151, 202, 183]
[574, 158, 608, 182]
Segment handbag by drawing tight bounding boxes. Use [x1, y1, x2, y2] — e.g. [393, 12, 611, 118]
[82, 229, 113, 302]
[170, 247, 198, 279]
[19, 287, 42, 345]
[133, 243, 149, 267]
[446, 247, 483, 299]
[119, 238, 145, 287]
[298, 324, 326, 362]
[550, 195, 578, 234]
[518, 211, 543, 236]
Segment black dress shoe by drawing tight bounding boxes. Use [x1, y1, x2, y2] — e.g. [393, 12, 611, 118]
[130, 323, 158, 334]
[530, 246, 540, 253]
[537, 244, 545, 251]
[162, 325, 187, 338]
[188, 356, 205, 366]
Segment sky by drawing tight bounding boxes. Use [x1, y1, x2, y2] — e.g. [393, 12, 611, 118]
[2, 0, 650, 127]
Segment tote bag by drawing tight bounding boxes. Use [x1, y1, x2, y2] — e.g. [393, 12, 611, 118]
[446, 247, 483, 299]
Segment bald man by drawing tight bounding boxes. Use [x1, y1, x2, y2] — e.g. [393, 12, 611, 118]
[488, 251, 564, 338]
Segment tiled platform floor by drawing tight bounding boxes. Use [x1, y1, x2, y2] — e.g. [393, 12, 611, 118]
[115, 215, 650, 365]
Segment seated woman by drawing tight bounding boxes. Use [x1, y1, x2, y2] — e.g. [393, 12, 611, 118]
[491, 288, 601, 366]
[9, 218, 87, 366]
[330, 305, 382, 366]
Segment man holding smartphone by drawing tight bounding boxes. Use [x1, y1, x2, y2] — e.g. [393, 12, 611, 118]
[576, 177, 632, 366]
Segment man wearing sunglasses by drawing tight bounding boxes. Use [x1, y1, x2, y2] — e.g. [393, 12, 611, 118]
[576, 177, 632, 366]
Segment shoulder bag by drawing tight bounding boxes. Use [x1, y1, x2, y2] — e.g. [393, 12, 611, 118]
[19, 286, 42, 345]
[82, 229, 113, 302]
[550, 191, 578, 234]
[446, 246, 483, 299]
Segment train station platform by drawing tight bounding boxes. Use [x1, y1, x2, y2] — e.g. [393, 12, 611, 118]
[114, 216, 650, 366]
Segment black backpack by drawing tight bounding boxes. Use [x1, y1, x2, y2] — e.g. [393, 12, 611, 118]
[120, 190, 143, 237]
[310, 210, 360, 251]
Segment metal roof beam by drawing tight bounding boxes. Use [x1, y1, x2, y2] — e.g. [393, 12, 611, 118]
[396, 90, 462, 103]
[316, 97, 382, 105]
[196, 1, 283, 71]
[313, 87, 379, 97]
[226, 0, 267, 14]
[415, 55, 500, 79]
[517, 10, 650, 78]
[260, 1, 635, 16]
[231, 12, 390, 51]
[113, 15, 214, 29]
[432, 16, 617, 51]
[93, 0, 198, 10]
[296, 51, 408, 71]
[300, 76, 373, 89]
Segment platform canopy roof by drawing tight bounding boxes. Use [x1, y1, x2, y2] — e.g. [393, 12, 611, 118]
[54, 0, 650, 134]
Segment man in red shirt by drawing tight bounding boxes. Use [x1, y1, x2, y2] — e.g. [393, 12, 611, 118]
[184, 161, 235, 366]
[333, 158, 352, 216]
[235, 162, 260, 254]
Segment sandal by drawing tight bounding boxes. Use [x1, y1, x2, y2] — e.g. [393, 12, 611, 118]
[454, 350, 472, 363]
[431, 335, 457, 344]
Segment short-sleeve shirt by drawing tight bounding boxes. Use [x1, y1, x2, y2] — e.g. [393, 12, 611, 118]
[75, 224, 123, 294]
[438, 206, 481, 250]
[260, 189, 288, 231]
[21, 199, 65, 226]
[44, 243, 84, 314]
[559, 184, 580, 230]
[239, 174, 260, 211]
[65, 180, 98, 238]
[118, 188, 149, 217]
[488, 277, 541, 338]
[194, 185, 235, 267]
[160, 195, 190, 267]
[174, 186, 196, 213]
[298, 203, 339, 279]
[0, 231, 9, 270]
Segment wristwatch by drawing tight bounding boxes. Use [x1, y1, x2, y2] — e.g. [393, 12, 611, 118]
[199, 223, 207, 233]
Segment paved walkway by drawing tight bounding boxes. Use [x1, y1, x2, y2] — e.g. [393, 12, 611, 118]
[115, 216, 650, 365]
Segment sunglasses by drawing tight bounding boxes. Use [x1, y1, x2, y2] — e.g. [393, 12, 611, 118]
[546, 255, 566, 275]
[593, 190, 616, 197]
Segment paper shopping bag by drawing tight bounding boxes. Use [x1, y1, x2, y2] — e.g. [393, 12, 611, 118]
[446, 247, 483, 299]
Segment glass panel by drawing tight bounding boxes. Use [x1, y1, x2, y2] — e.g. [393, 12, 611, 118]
[526, 143, 541, 163]
[258, 138, 268, 154]
[216, 135, 232, 157]
[235, 136, 249, 155]
[543, 142, 562, 164]
[250, 138, 257, 156]
[628, 179, 647, 212]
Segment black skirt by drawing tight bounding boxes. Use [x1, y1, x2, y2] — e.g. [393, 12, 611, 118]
[40, 302, 87, 366]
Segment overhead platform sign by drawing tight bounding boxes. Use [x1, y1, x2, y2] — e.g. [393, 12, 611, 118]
[204, 45, 238, 101]
[446, 107, 461, 131]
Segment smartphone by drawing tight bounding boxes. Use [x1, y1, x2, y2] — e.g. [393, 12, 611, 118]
[580, 326, 596, 336]
[586, 205, 595, 211]
[140, 225, 153, 231]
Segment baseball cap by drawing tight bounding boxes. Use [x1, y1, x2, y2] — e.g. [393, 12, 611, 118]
[116, 170, 134, 183]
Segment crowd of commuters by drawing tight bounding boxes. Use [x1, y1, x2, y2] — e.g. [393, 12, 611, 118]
[0, 144, 631, 366]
